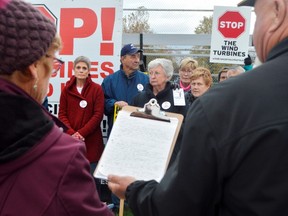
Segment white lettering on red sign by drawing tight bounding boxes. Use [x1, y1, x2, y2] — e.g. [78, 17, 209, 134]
[219, 21, 244, 29]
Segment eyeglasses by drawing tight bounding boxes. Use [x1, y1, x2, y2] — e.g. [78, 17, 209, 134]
[149, 71, 162, 76]
[46, 54, 64, 75]
[180, 70, 193, 74]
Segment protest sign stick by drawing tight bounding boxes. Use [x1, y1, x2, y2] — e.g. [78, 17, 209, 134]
[119, 199, 124, 216]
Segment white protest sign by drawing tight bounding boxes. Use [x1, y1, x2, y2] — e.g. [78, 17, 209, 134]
[29, 0, 123, 116]
[210, 6, 251, 64]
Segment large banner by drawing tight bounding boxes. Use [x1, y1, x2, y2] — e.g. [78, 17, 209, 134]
[210, 6, 251, 64]
[29, 0, 123, 118]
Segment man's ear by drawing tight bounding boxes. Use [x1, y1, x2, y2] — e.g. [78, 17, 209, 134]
[120, 56, 125, 63]
[269, 0, 286, 32]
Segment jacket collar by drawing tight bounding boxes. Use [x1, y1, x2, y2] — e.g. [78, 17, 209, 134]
[0, 78, 53, 163]
[66, 75, 93, 89]
[267, 38, 288, 61]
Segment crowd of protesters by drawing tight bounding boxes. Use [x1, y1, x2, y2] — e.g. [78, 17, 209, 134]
[5, 0, 286, 216]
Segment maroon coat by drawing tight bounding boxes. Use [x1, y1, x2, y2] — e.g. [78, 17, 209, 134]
[0, 126, 113, 216]
[0, 78, 113, 216]
[58, 75, 104, 162]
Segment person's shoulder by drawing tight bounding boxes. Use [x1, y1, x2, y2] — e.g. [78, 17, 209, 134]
[88, 77, 101, 87]
[90, 82, 102, 93]
[199, 71, 257, 109]
[136, 71, 149, 84]
[64, 76, 76, 89]
[136, 71, 149, 78]
[135, 90, 147, 97]
[55, 129, 86, 156]
[132, 91, 147, 106]
[38, 125, 85, 161]
[184, 91, 192, 99]
[103, 70, 121, 80]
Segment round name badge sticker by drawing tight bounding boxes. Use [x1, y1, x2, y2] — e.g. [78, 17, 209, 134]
[79, 100, 87, 108]
[137, 84, 144, 91]
[161, 101, 171, 110]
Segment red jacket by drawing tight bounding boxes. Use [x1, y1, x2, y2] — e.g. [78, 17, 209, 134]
[58, 75, 105, 162]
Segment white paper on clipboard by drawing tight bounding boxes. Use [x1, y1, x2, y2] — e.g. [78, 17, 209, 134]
[94, 108, 182, 182]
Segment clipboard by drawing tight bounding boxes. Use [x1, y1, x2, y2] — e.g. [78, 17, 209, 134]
[94, 99, 184, 182]
[130, 98, 171, 122]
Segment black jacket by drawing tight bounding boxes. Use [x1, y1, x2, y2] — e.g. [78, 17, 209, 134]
[132, 82, 187, 118]
[125, 38, 288, 216]
[185, 91, 197, 106]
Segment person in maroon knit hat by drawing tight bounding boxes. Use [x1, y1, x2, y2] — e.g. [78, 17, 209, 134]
[0, 0, 113, 215]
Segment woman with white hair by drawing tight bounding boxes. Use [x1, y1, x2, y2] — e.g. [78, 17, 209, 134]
[132, 58, 187, 167]
[132, 58, 187, 117]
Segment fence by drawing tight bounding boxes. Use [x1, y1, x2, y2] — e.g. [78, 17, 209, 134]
[123, 33, 255, 83]
[122, 8, 256, 82]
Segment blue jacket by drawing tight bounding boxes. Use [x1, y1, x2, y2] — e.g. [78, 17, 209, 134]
[101, 68, 149, 135]
[243, 64, 253, 71]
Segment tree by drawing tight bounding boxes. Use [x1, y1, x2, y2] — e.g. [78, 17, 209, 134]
[123, 6, 153, 33]
[122, 7, 177, 72]
[194, 15, 232, 79]
[194, 15, 213, 34]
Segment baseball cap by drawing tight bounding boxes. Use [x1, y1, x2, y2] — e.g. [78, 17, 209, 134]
[121, 43, 143, 56]
[238, 0, 255, 6]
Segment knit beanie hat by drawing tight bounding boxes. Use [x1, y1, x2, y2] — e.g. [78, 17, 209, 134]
[0, 0, 10, 8]
[0, 0, 56, 75]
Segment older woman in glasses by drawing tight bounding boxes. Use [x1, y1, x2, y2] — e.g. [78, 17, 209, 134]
[132, 58, 187, 117]
[0, 1, 113, 215]
[176, 57, 198, 93]
[58, 56, 105, 188]
[132, 58, 188, 167]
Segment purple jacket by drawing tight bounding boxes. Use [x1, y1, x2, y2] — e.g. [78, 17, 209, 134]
[0, 78, 113, 216]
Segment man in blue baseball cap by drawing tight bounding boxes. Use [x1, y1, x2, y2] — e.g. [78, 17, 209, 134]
[101, 43, 148, 209]
[120, 43, 143, 56]
[108, 0, 288, 215]
[102, 43, 148, 137]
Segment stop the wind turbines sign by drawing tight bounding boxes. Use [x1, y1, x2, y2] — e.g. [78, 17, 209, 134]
[210, 6, 252, 64]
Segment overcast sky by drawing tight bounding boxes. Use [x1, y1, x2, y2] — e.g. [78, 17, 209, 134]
[122, 0, 255, 34]
[123, 0, 242, 10]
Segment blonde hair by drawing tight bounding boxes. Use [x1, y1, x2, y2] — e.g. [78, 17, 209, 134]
[191, 67, 213, 87]
[41, 34, 62, 75]
[179, 57, 198, 71]
[51, 34, 62, 52]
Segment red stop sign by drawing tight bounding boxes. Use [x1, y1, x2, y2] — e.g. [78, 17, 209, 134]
[35, 5, 57, 26]
[218, 11, 245, 38]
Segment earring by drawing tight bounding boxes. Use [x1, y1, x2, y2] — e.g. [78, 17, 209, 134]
[33, 79, 38, 92]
